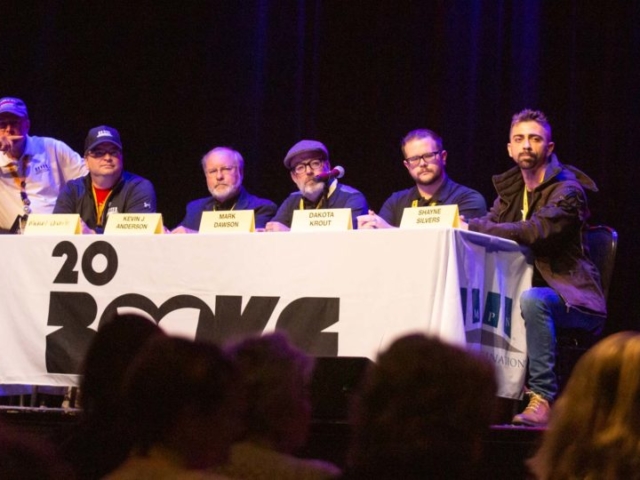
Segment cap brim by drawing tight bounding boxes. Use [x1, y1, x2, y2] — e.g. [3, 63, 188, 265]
[0, 109, 27, 118]
[85, 139, 122, 154]
[284, 148, 328, 169]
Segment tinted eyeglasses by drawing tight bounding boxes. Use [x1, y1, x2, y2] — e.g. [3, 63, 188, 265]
[88, 148, 122, 158]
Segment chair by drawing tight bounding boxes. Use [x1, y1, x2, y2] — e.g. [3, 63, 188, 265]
[582, 225, 618, 300]
[556, 225, 618, 391]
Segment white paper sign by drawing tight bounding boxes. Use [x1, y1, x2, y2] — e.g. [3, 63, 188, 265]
[104, 213, 163, 234]
[291, 208, 352, 231]
[199, 210, 255, 233]
[23, 214, 81, 235]
[400, 204, 460, 229]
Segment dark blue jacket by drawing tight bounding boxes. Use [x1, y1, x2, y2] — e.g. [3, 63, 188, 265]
[379, 177, 487, 227]
[53, 172, 156, 233]
[272, 182, 368, 228]
[178, 187, 277, 230]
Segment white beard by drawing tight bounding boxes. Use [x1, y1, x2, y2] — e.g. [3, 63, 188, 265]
[301, 181, 325, 202]
[210, 184, 239, 203]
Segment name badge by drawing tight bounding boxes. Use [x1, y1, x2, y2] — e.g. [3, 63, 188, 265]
[104, 213, 164, 234]
[199, 210, 255, 233]
[291, 208, 352, 231]
[399, 204, 460, 229]
[23, 214, 81, 235]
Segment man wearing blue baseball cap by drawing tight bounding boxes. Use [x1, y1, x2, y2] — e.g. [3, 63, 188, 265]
[0, 97, 87, 232]
[53, 125, 157, 234]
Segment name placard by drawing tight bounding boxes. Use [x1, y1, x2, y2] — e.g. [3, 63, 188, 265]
[23, 214, 81, 235]
[104, 213, 164, 234]
[399, 204, 460, 229]
[291, 208, 352, 232]
[199, 210, 255, 233]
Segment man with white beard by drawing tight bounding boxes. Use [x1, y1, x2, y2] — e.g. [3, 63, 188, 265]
[265, 139, 368, 231]
[172, 147, 277, 233]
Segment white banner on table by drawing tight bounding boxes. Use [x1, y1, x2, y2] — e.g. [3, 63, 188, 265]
[454, 232, 531, 398]
[0, 228, 530, 398]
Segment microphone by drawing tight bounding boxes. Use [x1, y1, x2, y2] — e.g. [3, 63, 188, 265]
[313, 165, 345, 182]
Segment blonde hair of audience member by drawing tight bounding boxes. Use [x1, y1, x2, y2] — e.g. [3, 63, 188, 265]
[217, 331, 340, 479]
[529, 331, 640, 480]
[346, 333, 497, 480]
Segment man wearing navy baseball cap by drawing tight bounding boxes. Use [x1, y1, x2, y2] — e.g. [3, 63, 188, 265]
[0, 96, 87, 232]
[265, 139, 368, 231]
[53, 125, 157, 234]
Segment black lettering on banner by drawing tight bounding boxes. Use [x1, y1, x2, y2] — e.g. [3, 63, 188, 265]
[99, 293, 213, 330]
[99, 294, 280, 345]
[52, 240, 118, 286]
[472, 288, 480, 323]
[483, 292, 501, 328]
[52, 241, 79, 284]
[276, 297, 339, 356]
[460, 287, 467, 321]
[81, 241, 118, 286]
[195, 295, 280, 343]
[45, 292, 98, 374]
[503, 295, 513, 338]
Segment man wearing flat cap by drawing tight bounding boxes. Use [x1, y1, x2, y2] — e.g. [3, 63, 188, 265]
[54, 125, 157, 234]
[0, 96, 87, 232]
[265, 139, 368, 231]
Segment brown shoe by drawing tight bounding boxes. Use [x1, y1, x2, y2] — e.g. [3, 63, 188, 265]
[512, 391, 550, 427]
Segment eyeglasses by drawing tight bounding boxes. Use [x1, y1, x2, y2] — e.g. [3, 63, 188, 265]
[207, 166, 237, 176]
[291, 159, 325, 175]
[88, 148, 122, 158]
[404, 151, 441, 167]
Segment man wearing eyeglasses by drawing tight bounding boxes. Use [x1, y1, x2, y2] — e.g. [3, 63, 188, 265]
[265, 139, 368, 231]
[0, 97, 87, 233]
[358, 129, 486, 229]
[53, 125, 157, 234]
[171, 146, 277, 233]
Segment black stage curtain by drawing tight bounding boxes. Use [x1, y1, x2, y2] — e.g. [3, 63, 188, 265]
[3, 1, 637, 332]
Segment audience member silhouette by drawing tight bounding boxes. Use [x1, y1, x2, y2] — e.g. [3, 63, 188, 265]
[215, 331, 341, 479]
[529, 331, 640, 479]
[104, 335, 246, 479]
[57, 313, 165, 479]
[343, 333, 497, 480]
[0, 419, 76, 479]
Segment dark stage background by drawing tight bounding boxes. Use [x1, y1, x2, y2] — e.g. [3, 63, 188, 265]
[4, 2, 637, 333]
